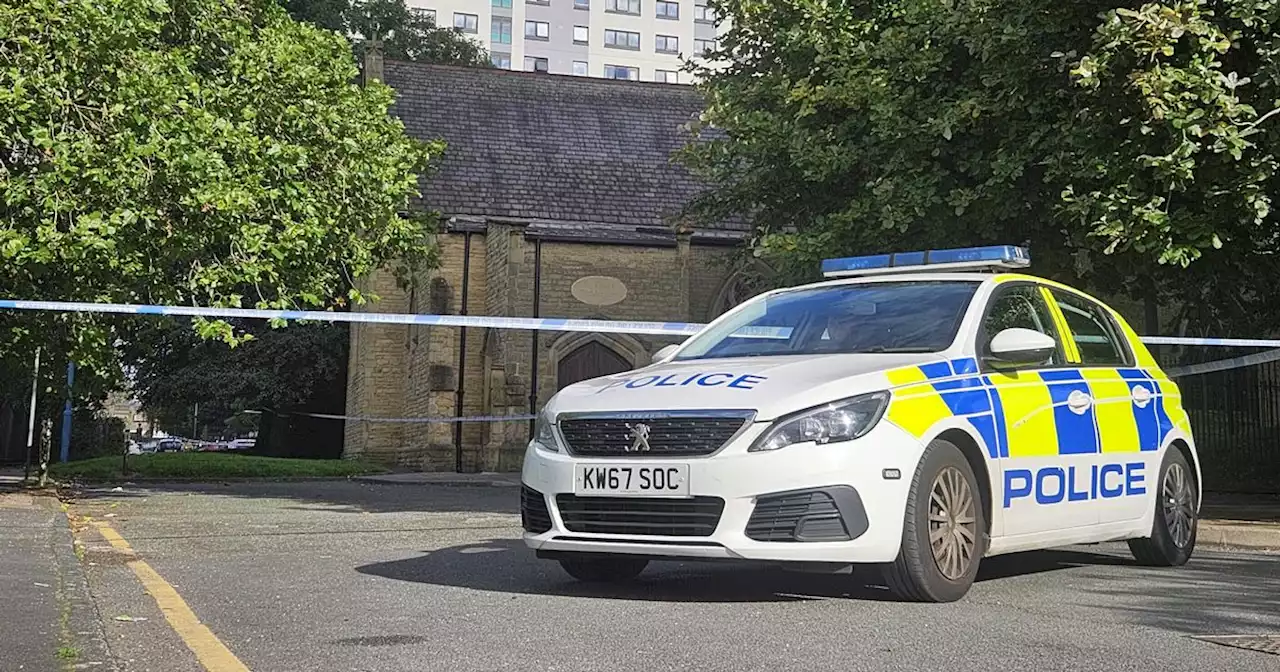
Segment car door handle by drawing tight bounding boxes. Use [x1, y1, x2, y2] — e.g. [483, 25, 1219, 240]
[1131, 384, 1153, 408]
[1066, 389, 1093, 415]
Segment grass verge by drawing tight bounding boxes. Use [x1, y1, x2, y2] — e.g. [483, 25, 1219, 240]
[49, 452, 389, 482]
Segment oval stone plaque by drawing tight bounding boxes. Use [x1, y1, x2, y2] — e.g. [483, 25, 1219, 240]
[571, 276, 628, 306]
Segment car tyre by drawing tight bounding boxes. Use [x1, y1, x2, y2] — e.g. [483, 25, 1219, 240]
[558, 556, 649, 583]
[1128, 448, 1197, 566]
[878, 438, 987, 603]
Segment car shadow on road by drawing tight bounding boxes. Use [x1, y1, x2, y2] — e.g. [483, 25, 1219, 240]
[354, 538, 1128, 604]
[1081, 550, 1280, 635]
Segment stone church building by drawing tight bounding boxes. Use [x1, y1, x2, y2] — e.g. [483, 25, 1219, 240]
[343, 55, 757, 472]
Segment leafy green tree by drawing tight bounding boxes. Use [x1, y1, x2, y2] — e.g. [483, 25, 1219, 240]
[124, 0, 491, 451]
[0, 0, 441, 464]
[281, 0, 348, 31]
[682, 0, 1280, 335]
[124, 318, 347, 444]
[284, 0, 492, 66]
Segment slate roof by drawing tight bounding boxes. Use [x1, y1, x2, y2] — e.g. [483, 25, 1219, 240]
[381, 60, 745, 239]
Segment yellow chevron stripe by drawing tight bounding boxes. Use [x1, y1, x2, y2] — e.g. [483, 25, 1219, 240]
[1081, 369, 1141, 453]
[1040, 286, 1081, 364]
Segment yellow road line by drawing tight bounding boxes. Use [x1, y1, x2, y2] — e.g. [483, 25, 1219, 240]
[93, 521, 250, 672]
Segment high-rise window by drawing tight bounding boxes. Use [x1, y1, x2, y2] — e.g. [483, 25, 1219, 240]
[604, 29, 641, 49]
[492, 0, 512, 7]
[525, 56, 549, 72]
[694, 0, 713, 22]
[655, 34, 679, 53]
[655, 69, 679, 83]
[573, 61, 589, 76]
[453, 13, 479, 33]
[695, 38, 716, 54]
[574, 0, 589, 8]
[606, 0, 640, 14]
[656, 0, 678, 18]
[491, 17, 513, 44]
[604, 64, 639, 80]
[525, 20, 550, 39]
[492, 53, 513, 69]
[573, 25, 589, 44]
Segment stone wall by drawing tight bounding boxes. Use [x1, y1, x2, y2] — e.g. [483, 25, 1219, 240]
[343, 257, 411, 466]
[402, 232, 490, 471]
[344, 225, 742, 471]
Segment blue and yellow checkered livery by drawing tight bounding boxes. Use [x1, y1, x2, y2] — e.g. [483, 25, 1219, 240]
[884, 357, 1190, 460]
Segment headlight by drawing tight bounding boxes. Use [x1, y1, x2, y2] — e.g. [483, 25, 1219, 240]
[749, 391, 890, 452]
[533, 407, 560, 452]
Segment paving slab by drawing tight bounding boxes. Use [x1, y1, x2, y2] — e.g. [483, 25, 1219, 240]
[0, 491, 113, 671]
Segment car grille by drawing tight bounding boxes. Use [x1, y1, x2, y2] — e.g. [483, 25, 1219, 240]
[557, 415, 749, 457]
[555, 495, 725, 537]
[521, 485, 553, 534]
[746, 490, 850, 542]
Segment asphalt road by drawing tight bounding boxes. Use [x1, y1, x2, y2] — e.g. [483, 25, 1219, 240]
[64, 481, 1280, 672]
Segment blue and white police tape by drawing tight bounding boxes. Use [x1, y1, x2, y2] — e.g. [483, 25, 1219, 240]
[1142, 335, 1280, 348]
[0, 299, 702, 337]
[237, 409, 537, 423]
[1163, 349, 1280, 378]
[2, 297, 1280, 348]
[300, 411, 537, 424]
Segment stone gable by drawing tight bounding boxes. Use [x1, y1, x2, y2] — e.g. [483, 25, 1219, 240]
[345, 57, 752, 471]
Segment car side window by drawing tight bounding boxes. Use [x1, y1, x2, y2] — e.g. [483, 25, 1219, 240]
[1050, 290, 1129, 366]
[980, 285, 1063, 366]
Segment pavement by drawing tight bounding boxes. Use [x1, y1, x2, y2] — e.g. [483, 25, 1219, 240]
[1198, 493, 1280, 551]
[0, 478, 1272, 671]
[0, 488, 112, 672]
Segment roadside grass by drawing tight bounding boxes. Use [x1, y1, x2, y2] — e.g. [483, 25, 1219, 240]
[49, 452, 389, 482]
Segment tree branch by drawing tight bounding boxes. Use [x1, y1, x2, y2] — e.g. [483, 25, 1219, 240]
[1246, 107, 1280, 130]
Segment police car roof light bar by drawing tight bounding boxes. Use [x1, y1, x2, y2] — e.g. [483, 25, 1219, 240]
[820, 245, 1031, 278]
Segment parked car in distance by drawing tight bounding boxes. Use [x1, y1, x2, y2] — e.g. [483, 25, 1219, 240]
[155, 438, 184, 453]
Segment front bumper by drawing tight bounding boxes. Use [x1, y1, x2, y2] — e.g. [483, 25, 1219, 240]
[519, 420, 922, 564]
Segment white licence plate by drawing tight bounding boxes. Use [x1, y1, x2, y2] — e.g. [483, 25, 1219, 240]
[574, 464, 690, 498]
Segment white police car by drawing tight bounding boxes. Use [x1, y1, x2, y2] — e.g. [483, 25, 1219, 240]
[520, 245, 1200, 602]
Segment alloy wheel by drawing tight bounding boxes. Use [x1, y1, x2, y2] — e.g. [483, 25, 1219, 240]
[928, 466, 977, 580]
[1163, 462, 1196, 548]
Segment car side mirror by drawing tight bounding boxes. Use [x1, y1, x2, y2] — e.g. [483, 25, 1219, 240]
[652, 344, 680, 364]
[987, 327, 1057, 366]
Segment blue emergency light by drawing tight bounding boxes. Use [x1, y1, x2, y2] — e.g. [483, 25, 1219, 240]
[821, 245, 1030, 278]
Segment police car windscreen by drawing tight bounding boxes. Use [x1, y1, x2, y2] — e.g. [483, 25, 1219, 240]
[675, 281, 981, 360]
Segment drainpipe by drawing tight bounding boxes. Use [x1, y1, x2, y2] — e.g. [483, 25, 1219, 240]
[528, 238, 542, 441]
[454, 232, 471, 473]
